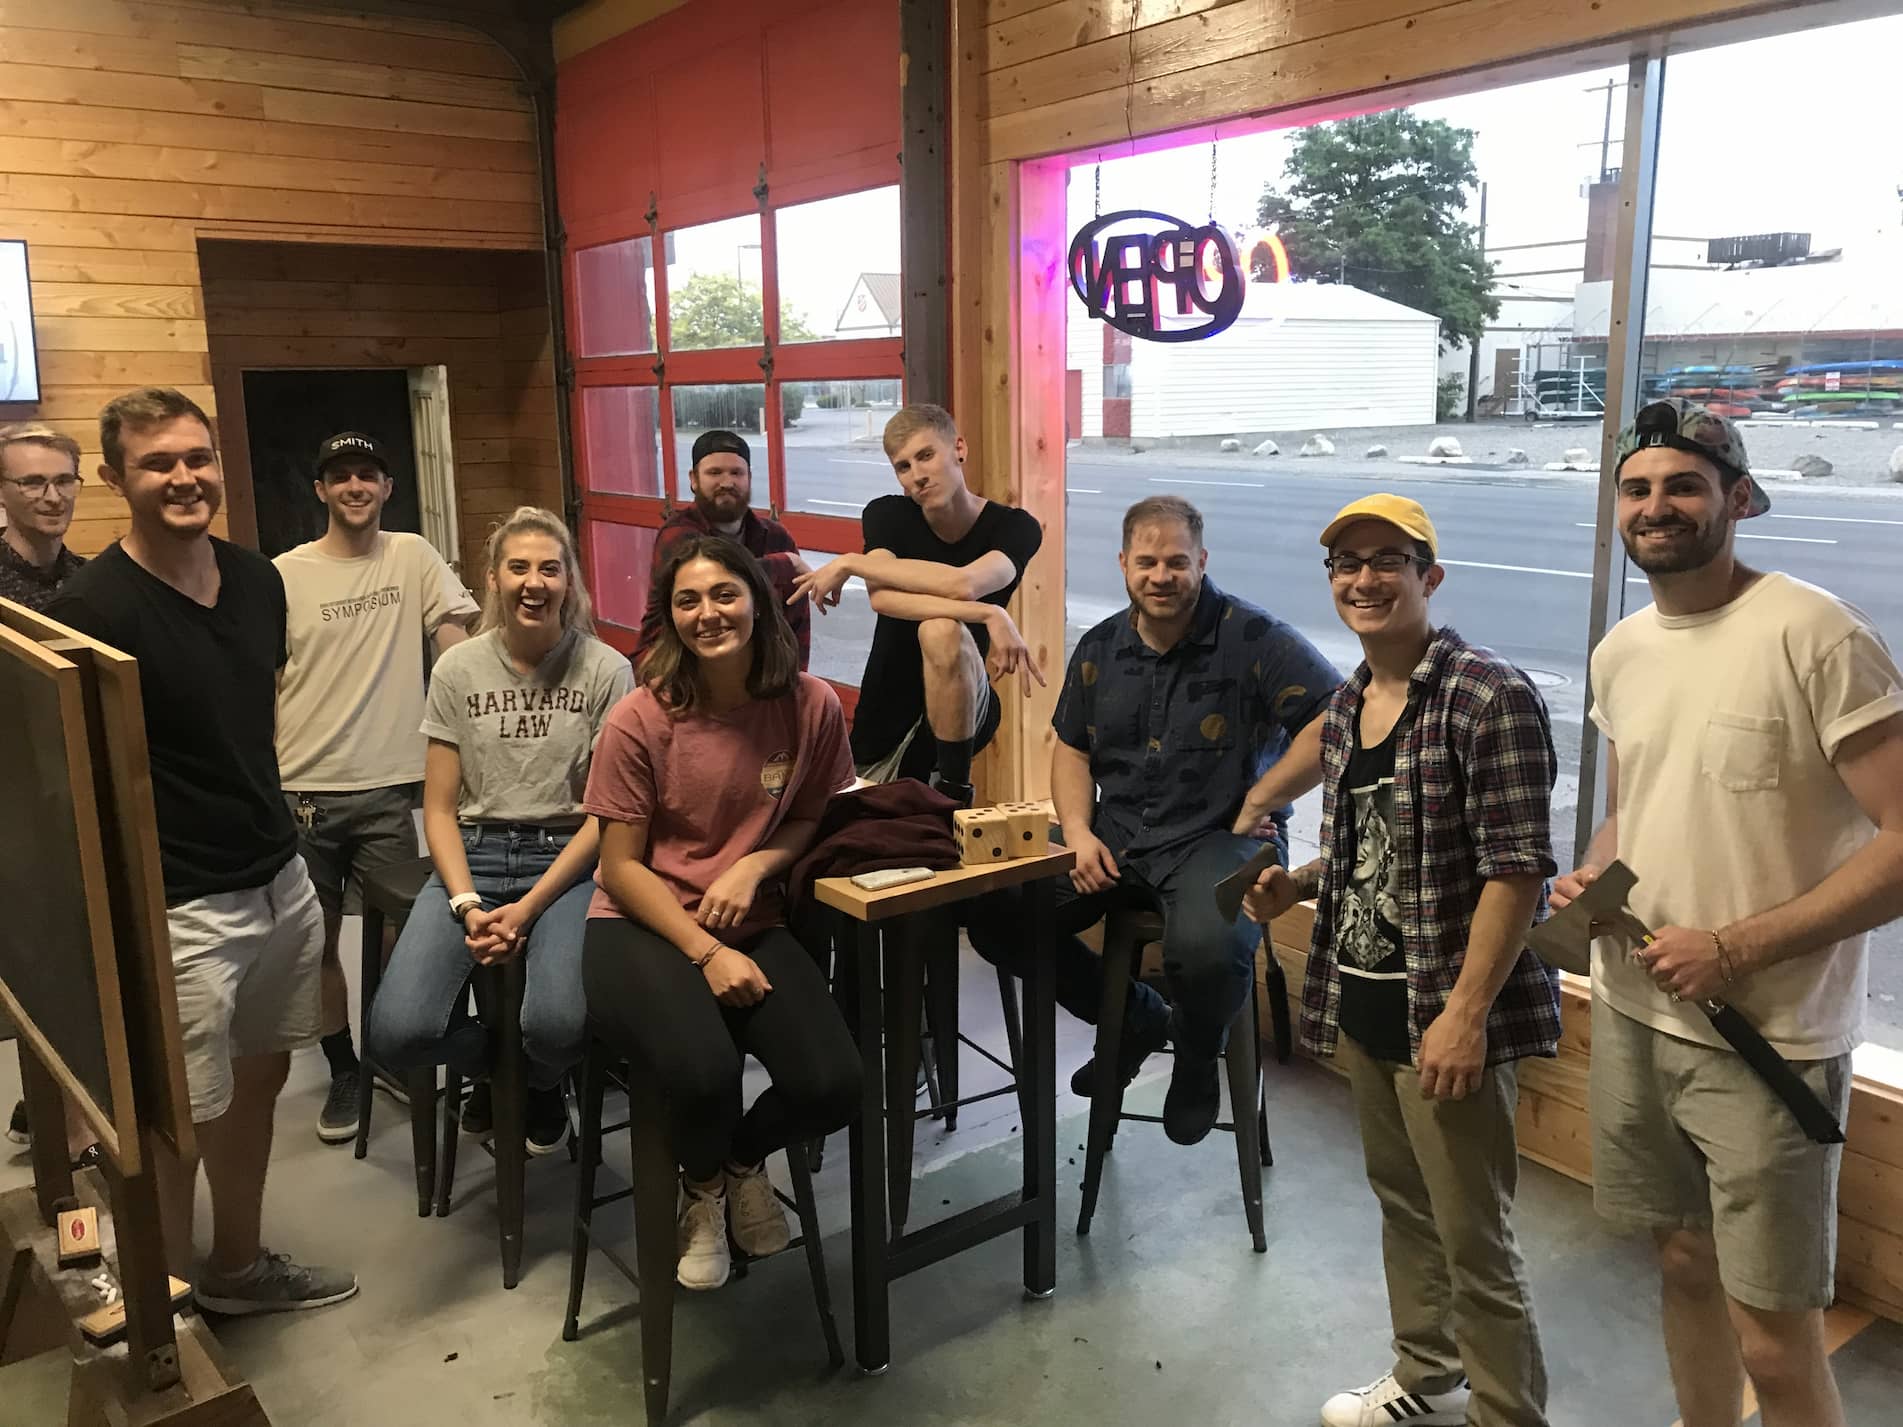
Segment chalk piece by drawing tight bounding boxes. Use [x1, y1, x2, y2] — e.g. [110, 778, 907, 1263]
[952, 807, 1010, 866]
[78, 1277, 191, 1344]
[56, 1205, 100, 1268]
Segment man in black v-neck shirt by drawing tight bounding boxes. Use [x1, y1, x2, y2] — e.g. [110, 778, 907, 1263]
[48, 388, 356, 1317]
[790, 403, 1043, 802]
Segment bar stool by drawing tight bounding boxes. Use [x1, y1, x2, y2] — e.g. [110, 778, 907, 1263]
[354, 857, 443, 1213]
[1076, 907, 1274, 1252]
[562, 1034, 843, 1425]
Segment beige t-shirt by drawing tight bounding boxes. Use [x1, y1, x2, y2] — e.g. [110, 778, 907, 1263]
[275, 532, 479, 791]
[1588, 572, 1903, 1058]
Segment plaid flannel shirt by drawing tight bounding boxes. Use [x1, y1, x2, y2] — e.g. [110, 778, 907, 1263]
[1301, 628, 1562, 1066]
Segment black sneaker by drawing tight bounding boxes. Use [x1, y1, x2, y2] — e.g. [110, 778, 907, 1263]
[525, 1085, 568, 1157]
[315, 1070, 361, 1145]
[461, 1082, 493, 1138]
[1162, 1051, 1222, 1146]
[1069, 1013, 1170, 1098]
[6, 1099, 27, 1146]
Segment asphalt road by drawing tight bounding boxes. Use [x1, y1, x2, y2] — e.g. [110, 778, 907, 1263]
[779, 440, 1903, 1049]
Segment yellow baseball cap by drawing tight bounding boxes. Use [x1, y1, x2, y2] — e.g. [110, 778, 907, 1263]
[1319, 493, 1438, 559]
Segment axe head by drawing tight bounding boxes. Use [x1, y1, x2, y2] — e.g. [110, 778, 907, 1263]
[1526, 860, 1645, 975]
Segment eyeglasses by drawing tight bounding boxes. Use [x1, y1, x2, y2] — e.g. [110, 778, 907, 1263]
[1323, 552, 1429, 579]
[0, 475, 84, 498]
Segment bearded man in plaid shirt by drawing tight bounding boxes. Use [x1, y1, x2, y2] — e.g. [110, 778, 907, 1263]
[1244, 494, 1559, 1427]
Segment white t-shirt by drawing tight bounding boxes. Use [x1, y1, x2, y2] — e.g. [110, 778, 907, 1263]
[1588, 572, 1903, 1058]
[275, 532, 479, 791]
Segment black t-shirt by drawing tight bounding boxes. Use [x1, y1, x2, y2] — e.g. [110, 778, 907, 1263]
[1336, 722, 1411, 1063]
[48, 540, 296, 905]
[849, 494, 1043, 764]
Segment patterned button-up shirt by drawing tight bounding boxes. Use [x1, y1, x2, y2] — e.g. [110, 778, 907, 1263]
[0, 536, 84, 612]
[1301, 628, 1562, 1066]
[1054, 579, 1339, 878]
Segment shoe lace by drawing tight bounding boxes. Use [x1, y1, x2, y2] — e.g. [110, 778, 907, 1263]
[679, 1193, 724, 1244]
[728, 1169, 775, 1221]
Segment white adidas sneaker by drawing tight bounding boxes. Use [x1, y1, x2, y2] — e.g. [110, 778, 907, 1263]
[675, 1181, 731, 1291]
[1320, 1370, 1469, 1426]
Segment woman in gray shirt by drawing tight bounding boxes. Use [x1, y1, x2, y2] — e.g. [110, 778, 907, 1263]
[367, 507, 632, 1155]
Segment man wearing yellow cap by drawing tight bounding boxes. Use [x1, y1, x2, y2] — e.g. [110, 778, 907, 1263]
[1245, 494, 1558, 1427]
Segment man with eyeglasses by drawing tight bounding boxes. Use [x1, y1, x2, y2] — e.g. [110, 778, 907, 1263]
[1552, 401, 1903, 1427]
[275, 432, 477, 1145]
[969, 494, 1337, 1145]
[1244, 494, 1558, 1427]
[0, 421, 86, 613]
[48, 388, 356, 1316]
[0, 422, 92, 1157]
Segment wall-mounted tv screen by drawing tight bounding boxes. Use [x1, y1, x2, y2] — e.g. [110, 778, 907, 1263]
[1, 241, 40, 404]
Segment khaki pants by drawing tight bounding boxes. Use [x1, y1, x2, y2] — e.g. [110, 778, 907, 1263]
[1338, 1035, 1549, 1427]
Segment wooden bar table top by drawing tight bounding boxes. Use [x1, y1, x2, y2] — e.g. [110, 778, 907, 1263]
[814, 849, 1073, 1375]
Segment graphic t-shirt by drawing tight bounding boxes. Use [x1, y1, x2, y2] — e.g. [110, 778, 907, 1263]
[1336, 725, 1410, 1063]
[1589, 571, 1903, 1058]
[421, 628, 632, 826]
[849, 494, 1043, 765]
[47, 540, 296, 904]
[583, 673, 854, 942]
[275, 532, 478, 791]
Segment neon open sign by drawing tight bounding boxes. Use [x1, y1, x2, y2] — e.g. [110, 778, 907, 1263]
[1067, 212, 1291, 343]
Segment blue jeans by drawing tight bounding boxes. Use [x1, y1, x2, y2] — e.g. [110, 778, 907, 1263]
[367, 825, 593, 1089]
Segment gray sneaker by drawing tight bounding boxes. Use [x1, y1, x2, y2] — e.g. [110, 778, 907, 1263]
[316, 1071, 361, 1144]
[195, 1249, 358, 1316]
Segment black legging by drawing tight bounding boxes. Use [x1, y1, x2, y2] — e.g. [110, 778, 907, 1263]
[582, 920, 861, 1181]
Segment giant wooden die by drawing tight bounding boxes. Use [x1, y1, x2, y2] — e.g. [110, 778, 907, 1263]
[953, 802, 1052, 866]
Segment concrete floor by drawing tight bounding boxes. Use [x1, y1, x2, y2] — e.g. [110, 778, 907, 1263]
[4, 938, 1900, 1426]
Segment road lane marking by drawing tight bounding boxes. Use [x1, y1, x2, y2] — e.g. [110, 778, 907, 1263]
[1772, 512, 1903, 526]
[1146, 477, 1266, 488]
[803, 499, 864, 511]
[1068, 487, 1104, 494]
[1442, 559, 1590, 579]
[827, 458, 890, 466]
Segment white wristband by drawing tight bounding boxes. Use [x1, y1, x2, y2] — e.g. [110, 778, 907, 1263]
[449, 892, 482, 918]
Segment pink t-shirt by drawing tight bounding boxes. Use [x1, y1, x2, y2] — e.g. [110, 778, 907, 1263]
[583, 673, 853, 940]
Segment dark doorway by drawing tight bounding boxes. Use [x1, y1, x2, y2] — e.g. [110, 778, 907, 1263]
[241, 369, 420, 558]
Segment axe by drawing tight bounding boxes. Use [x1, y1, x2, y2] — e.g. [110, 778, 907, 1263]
[1215, 842, 1287, 925]
[1536, 860, 1844, 1146]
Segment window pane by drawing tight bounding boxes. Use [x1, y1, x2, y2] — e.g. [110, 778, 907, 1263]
[580, 386, 663, 498]
[670, 383, 782, 502]
[573, 237, 656, 357]
[775, 186, 902, 343]
[587, 521, 657, 633]
[664, 214, 764, 350]
[797, 544, 873, 691]
[1062, 67, 1628, 878]
[783, 379, 900, 515]
[1634, 14, 1903, 1051]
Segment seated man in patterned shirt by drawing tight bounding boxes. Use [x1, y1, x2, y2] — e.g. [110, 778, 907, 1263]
[1245, 494, 1558, 1427]
[969, 494, 1338, 1145]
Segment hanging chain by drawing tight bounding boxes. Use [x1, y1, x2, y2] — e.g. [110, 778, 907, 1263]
[1093, 163, 1102, 218]
[1208, 140, 1219, 223]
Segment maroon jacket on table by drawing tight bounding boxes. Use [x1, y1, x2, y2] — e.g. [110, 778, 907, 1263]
[786, 779, 961, 920]
[633, 504, 811, 670]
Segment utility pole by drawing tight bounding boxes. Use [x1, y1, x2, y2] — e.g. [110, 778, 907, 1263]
[1586, 77, 1620, 180]
[1466, 180, 1487, 423]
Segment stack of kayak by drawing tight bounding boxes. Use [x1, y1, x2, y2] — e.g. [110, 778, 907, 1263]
[1771, 360, 1903, 417]
[1643, 364, 1771, 418]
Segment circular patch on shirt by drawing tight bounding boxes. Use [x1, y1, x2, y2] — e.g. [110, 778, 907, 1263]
[1271, 683, 1308, 718]
[1080, 660, 1099, 687]
[761, 749, 796, 799]
[1200, 713, 1227, 742]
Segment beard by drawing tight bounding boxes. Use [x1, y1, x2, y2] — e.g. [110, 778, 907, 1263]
[696, 490, 747, 522]
[1622, 514, 1729, 574]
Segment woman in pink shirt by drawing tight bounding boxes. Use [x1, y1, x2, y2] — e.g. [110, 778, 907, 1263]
[583, 535, 859, 1292]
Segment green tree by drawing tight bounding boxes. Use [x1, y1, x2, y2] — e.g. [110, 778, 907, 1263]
[667, 271, 817, 348]
[1256, 111, 1495, 351]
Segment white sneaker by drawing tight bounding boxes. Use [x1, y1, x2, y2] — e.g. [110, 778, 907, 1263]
[1320, 1371, 1469, 1426]
[725, 1161, 791, 1257]
[675, 1182, 731, 1291]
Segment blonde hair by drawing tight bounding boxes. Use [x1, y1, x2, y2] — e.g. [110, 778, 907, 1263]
[881, 402, 960, 461]
[479, 506, 595, 637]
[0, 421, 81, 476]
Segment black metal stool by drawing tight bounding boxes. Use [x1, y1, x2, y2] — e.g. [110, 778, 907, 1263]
[562, 1035, 842, 1425]
[1076, 907, 1275, 1252]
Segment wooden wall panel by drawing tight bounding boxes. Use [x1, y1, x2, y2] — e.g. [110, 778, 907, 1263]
[199, 242, 559, 580]
[0, 0, 545, 562]
[1262, 903, 1903, 1322]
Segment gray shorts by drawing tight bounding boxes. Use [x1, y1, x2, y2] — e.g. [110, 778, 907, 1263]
[285, 783, 422, 918]
[1589, 996, 1851, 1311]
[169, 856, 325, 1122]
